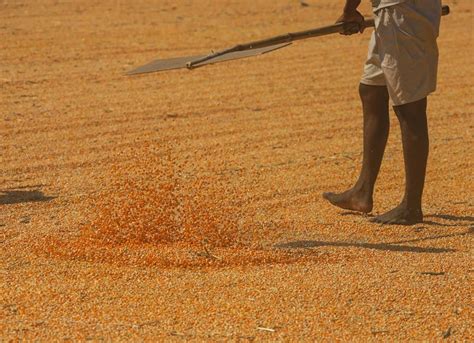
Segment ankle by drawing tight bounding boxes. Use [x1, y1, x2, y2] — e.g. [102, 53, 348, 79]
[399, 198, 422, 214]
[353, 182, 373, 199]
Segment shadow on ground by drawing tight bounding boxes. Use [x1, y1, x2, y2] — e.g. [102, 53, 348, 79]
[275, 228, 473, 254]
[428, 214, 474, 222]
[340, 211, 473, 227]
[275, 240, 455, 253]
[0, 189, 56, 205]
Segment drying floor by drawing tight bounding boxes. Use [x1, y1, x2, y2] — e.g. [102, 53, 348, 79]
[1, 0, 473, 340]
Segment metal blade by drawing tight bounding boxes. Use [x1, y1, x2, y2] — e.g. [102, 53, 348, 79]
[127, 42, 291, 75]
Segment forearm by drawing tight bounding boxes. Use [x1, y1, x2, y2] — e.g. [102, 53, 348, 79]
[344, 0, 361, 13]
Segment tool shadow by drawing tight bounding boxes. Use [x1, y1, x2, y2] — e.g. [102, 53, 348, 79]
[0, 189, 56, 205]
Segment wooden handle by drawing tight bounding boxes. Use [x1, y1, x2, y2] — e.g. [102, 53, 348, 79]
[187, 4, 451, 68]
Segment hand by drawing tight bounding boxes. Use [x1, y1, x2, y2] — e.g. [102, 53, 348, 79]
[336, 10, 365, 35]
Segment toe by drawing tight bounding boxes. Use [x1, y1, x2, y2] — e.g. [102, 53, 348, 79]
[386, 218, 400, 225]
[322, 192, 335, 202]
[322, 192, 332, 199]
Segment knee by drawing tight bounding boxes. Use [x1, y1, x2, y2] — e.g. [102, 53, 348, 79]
[394, 98, 428, 121]
[394, 108, 429, 142]
[394, 106, 407, 123]
[359, 83, 389, 103]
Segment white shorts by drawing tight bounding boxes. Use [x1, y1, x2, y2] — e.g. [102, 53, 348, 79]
[360, 0, 442, 106]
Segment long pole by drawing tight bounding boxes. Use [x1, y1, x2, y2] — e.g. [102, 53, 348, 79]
[187, 5, 449, 69]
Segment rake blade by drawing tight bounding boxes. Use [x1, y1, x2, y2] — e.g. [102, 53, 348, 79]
[127, 42, 291, 75]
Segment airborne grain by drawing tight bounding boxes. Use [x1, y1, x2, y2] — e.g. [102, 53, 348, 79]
[1, 0, 473, 340]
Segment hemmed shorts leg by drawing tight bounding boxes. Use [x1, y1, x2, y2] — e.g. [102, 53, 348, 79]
[360, 0, 441, 106]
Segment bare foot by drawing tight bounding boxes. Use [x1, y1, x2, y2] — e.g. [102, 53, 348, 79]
[370, 203, 423, 225]
[322, 188, 373, 213]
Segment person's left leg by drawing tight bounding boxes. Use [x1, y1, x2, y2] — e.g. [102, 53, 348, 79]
[371, 97, 429, 224]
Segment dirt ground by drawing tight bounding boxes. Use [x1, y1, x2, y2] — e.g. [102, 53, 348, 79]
[1, 0, 473, 340]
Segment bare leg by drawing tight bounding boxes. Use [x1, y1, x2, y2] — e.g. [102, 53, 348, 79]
[371, 97, 428, 224]
[323, 84, 390, 213]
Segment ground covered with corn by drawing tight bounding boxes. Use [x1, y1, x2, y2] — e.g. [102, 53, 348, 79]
[1, 0, 473, 340]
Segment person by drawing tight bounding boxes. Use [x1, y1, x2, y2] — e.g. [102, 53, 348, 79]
[323, 0, 442, 224]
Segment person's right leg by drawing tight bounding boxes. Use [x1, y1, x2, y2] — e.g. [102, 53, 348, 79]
[323, 83, 390, 213]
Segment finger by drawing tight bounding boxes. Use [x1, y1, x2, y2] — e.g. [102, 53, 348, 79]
[343, 22, 360, 34]
[345, 28, 359, 35]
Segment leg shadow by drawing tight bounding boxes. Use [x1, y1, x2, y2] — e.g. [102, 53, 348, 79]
[275, 240, 455, 253]
[338, 212, 471, 227]
[427, 214, 474, 223]
[276, 228, 473, 253]
[388, 227, 473, 245]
